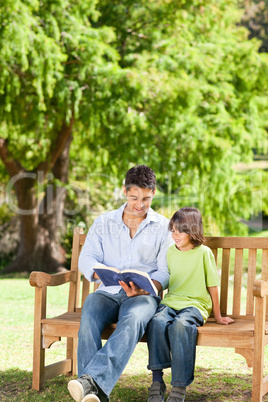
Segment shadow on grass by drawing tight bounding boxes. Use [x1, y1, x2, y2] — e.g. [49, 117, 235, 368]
[0, 369, 71, 401]
[0, 367, 261, 402]
[115, 368, 255, 402]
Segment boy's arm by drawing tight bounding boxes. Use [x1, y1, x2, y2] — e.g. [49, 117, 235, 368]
[207, 286, 234, 325]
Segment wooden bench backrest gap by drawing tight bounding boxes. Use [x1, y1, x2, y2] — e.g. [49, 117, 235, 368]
[70, 229, 268, 318]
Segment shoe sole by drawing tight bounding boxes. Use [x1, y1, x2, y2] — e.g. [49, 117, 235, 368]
[81, 395, 100, 402]
[68, 380, 84, 402]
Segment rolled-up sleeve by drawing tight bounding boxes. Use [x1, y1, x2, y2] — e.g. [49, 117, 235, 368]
[78, 216, 106, 282]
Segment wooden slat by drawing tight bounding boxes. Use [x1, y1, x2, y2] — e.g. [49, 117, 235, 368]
[42, 311, 81, 324]
[197, 334, 254, 348]
[220, 249, 230, 315]
[94, 283, 100, 291]
[82, 277, 90, 306]
[262, 250, 268, 280]
[262, 250, 268, 318]
[204, 236, 268, 250]
[75, 269, 81, 310]
[80, 234, 86, 245]
[246, 249, 257, 316]
[233, 249, 243, 316]
[44, 359, 72, 381]
[262, 375, 268, 398]
[211, 248, 218, 265]
[43, 323, 79, 338]
[68, 228, 83, 312]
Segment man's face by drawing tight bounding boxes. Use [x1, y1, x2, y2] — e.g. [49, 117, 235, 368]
[124, 186, 156, 218]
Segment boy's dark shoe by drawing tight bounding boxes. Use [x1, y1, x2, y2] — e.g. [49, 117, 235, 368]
[147, 381, 166, 402]
[68, 375, 108, 402]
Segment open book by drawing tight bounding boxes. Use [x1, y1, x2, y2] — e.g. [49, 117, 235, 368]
[93, 266, 158, 296]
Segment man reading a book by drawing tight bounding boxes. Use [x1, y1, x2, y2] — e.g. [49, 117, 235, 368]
[68, 165, 173, 402]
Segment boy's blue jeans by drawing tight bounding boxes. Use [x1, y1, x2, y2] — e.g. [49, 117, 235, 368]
[77, 289, 160, 397]
[147, 305, 204, 387]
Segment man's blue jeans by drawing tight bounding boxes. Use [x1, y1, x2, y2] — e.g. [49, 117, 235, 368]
[78, 289, 160, 397]
[147, 305, 204, 387]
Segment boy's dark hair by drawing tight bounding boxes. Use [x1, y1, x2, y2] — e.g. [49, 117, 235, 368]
[169, 207, 204, 247]
[125, 165, 156, 191]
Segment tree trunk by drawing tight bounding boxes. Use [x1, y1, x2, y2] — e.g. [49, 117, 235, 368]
[3, 127, 73, 273]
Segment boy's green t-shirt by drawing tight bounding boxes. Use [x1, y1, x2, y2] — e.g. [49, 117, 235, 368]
[161, 244, 220, 321]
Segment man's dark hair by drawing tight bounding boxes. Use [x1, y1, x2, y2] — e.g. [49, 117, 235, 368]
[168, 207, 204, 247]
[125, 165, 156, 191]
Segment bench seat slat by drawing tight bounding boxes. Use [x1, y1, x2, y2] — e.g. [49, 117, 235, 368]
[42, 313, 268, 336]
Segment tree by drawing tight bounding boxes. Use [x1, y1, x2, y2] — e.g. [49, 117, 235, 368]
[0, 0, 119, 272]
[1, 0, 268, 272]
[241, 0, 268, 52]
[71, 0, 268, 233]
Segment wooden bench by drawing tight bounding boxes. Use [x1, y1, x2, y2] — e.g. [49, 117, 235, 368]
[29, 227, 268, 401]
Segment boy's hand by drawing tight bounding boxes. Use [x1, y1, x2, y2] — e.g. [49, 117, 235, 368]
[216, 316, 234, 325]
[119, 281, 149, 297]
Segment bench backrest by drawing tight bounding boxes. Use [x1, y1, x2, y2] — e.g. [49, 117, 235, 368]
[69, 228, 268, 318]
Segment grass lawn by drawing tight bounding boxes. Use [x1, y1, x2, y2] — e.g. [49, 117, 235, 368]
[1, 275, 268, 401]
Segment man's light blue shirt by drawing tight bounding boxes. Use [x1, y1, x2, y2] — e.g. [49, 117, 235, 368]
[78, 203, 173, 294]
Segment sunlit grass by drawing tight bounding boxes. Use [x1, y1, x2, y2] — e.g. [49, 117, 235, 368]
[1, 274, 268, 401]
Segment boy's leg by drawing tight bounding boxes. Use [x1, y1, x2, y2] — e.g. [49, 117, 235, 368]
[152, 370, 164, 383]
[83, 292, 159, 397]
[168, 307, 203, 387]
[147, 306, 175, 402]
[147, 305, 175, 370]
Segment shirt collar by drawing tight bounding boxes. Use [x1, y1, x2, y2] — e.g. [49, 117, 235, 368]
[112, 203, 160, 224]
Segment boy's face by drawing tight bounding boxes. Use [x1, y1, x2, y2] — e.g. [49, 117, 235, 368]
[123, 186, 155, 218]
[171, 227, 193, 251]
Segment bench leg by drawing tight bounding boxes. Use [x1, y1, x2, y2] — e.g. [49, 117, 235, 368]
[32, 344, 45, 391]
[252, 296, 265, 401]
[67, 337, 77, 377]
[32, 287, 46, 391]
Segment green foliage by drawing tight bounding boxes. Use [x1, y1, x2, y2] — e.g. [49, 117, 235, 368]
[69, 0, 268, 234]
[0, 0, 118, 169]
[1, 0, 268, 239]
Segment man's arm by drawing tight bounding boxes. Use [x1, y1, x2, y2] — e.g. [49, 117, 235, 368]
[150, 230, 173, 290]
[208, 286, 234, 325]
[78, 217, 105, 282]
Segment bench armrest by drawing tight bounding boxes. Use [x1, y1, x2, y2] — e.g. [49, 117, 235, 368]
[253, 279, 268, 297]
[29, 270, 77, 288]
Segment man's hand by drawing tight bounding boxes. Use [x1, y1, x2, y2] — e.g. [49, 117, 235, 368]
[119, 281, 149, 297]
[93, 272, 100, 280]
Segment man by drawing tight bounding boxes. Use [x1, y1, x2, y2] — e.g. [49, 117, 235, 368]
[68, 165, 172, 402]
